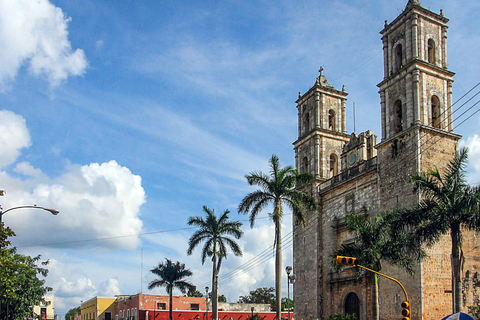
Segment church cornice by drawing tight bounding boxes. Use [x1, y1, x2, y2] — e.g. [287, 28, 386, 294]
[377, 59, 455, 88]
[380, 2, 448, 36]
[293, 129, 350, 148]
[375, 124, 462, 150]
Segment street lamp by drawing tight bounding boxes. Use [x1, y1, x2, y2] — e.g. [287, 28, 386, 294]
[0, 205, 59, 223]
[205, 286, 209, 320]
[285, 266, 295, 320]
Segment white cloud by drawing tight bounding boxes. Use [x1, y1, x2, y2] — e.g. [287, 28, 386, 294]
[460, 134, 480, 182]
[99, 278, 121, 297]
[0, 111, 146, 250]
[0, 110, 31, 167]
[0, 0, 87, 89]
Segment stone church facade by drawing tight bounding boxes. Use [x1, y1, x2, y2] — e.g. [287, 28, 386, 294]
[292, 1, 479, 320]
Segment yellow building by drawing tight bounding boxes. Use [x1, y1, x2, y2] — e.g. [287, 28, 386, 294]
[81, 296, 116, 320]
[31, 295, 55, 320]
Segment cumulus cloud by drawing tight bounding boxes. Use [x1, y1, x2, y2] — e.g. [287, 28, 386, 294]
[460, 134, 480, 182]
[0, 111, 146, 250]
[0, 0, 87, 89]
[99, 278, 121, 297]
[0, 110, 31, 167]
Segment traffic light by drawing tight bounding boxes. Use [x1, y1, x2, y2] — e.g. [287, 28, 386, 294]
[401, 300, 410, 320]
[334, 256, 358, 266]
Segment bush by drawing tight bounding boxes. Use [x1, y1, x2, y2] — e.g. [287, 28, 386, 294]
[326, 314, 357, 320]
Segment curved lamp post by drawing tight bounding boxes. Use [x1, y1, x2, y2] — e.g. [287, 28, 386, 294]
[0, 205, 59, 223]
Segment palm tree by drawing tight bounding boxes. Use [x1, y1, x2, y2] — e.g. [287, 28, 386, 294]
[238, 155, 317, 319]
[333, 212, 425, 320]
[148, 258, 195, 320]
[396, 147, 480, 313]
[187, 206, 243, 320]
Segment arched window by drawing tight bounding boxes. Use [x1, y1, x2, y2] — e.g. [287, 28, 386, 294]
[329, 154, 338, 177]
[428, 39, 436, 64]
[304, 112, 310, 134]
[395, 44, 403, 71]
[431, 95, 441, 128]
[303, 157, 309, 173]
[393, 100, 403, 133]
[328, 109, 336, 131]
[344, 292, 360, 319]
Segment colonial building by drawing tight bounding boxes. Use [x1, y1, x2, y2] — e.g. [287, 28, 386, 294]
[292, 1, 479, 319]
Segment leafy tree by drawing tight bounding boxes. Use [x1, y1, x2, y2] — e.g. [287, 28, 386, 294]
[148, 258, 195, 320]
[186, 288, 204, 297]
[187, 206, 243, 320]
[218, 295, 227, 303]
[0, 223, 52, 320]
[238, 287, 275, 309]
[395, 147, 480, 313]
[238, 155, 317, 319]
[65, 306, 81, 320]
[333, 212, 424, 320]
[281, 297, 293, 312]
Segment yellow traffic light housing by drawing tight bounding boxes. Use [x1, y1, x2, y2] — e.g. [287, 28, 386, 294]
[334, 256, 358, 266]
[401, 300, 410, 320]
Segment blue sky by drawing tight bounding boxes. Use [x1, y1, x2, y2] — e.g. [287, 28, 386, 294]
[1, 0, 480, 317]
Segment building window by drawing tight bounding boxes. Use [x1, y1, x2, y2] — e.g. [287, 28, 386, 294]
[304, 112, 310, 134]
[328, 109, 335, 131]
[344, 292, 360, 319]
[428, 39, 436, 64]
[395, 44, 403, 71]
[393, 100, 403, 133]
[157, 303, 166, 310]
[303, 157, 309, 173]
[329, 154, 338, 177]
[431, 95, 441, 128]
[105, 312, 112, 320]
[190, 303, 200, 310]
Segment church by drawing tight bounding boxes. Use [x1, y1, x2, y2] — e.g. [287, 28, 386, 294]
[292, 1, 479, 319]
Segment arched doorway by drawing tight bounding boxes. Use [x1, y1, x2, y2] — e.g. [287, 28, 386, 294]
[344, 292, 360, 319]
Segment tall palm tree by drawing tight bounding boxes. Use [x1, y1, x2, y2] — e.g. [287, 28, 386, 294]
[238, 155, 317, 319]
[187, 206, 243, 320]
[148, 258, 195, 320]
[396, 147, 480, 313]
[333, 212, 425, 320]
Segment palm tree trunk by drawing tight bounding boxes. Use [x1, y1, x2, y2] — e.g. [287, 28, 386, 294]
[212, 256, 218, 320]
[169, 287, 173, 320]
[451, 227, 462, 313]
[372, 274, 379, 320]
[275, 215, 282, 320]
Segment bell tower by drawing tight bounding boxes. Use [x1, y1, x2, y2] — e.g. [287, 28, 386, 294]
[378, 0, 455, 140]
[376, 1, 461, 319]
[293, 67, 349, 182]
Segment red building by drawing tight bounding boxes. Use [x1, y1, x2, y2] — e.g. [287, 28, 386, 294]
[114, 294, 292, 320]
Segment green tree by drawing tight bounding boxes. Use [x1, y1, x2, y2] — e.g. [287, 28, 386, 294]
[238, 155, 317, 319]
[187, 206, 243, 320]
[333, 212, 424, 320]
[218, 294, 227, 303]
[148, 258, 195, 320]
[238, 287, 275, 310]
[186, 287, 204, 297]
[396, 147, 480, 313]
[0, 223, 52, 320]
[65, 306, 81, 320]
[281, 297, 293, 312]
